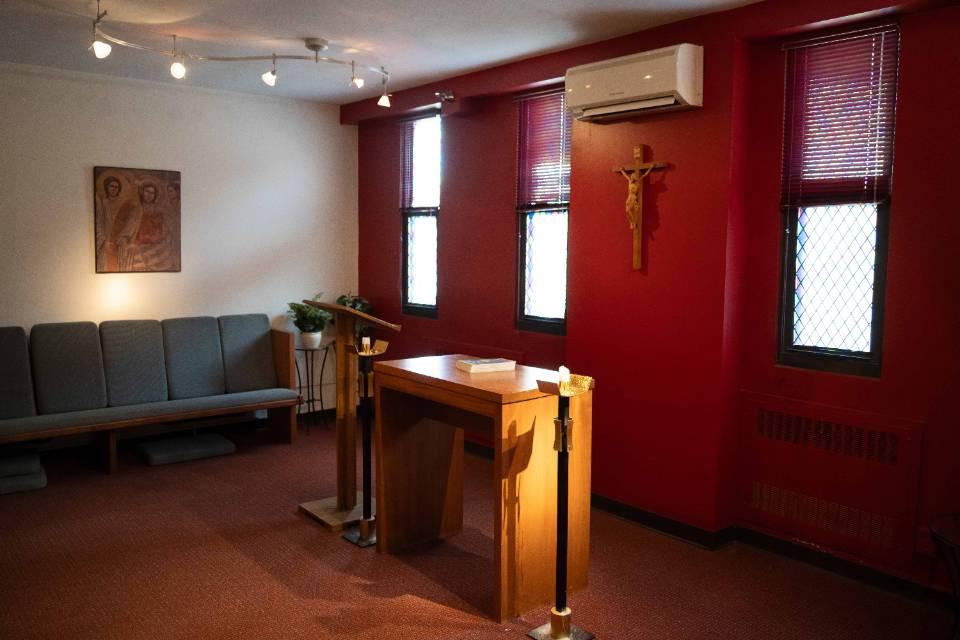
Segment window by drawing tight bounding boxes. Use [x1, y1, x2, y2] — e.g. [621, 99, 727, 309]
[516, 90, 572, 334]
[778, 24, 899, 376]
[401, 114, 441, 317]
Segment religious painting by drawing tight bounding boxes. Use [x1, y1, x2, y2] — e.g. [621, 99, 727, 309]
[94, 166, 181, 273]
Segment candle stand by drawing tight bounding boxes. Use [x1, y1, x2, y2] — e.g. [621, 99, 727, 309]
[528, 369, 595, 640]
[342, 339, 388, 548]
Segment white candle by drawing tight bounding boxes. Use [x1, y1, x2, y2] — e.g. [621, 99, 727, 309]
[559, 366, 570, 383]
[362, 337, 371, 351]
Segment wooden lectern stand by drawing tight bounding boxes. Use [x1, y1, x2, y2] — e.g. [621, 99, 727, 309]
[297, 301, 400, 530]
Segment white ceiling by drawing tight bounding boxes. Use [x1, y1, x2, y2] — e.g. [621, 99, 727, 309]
[0, 0, 762, 104]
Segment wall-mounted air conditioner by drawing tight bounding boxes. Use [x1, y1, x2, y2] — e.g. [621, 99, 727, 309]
[565, 44, 703, 122]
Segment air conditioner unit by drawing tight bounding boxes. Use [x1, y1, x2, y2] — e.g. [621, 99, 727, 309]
[565, 44, 703, 122]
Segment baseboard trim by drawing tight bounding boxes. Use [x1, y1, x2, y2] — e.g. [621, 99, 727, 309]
[589, 494, 952, 609]
[590, 493, 736, 549]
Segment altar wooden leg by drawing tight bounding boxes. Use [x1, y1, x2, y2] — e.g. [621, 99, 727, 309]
[495, 392, 592, 622]
[375, 387, 465, 552]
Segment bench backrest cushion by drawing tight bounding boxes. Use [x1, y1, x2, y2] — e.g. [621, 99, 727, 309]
[30, 322, 108, 414]
[218, 314, 277, 393]
[161, 317, 226, 400]
[0, 327, 36, 419]
[100, 320, 168, 407]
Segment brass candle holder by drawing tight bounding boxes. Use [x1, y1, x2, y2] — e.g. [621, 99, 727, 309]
[342, 338, 388, 548]
[529, 367, 595, 640]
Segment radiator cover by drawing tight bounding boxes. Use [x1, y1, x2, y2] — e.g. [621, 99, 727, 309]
[738, 391, 923, 567]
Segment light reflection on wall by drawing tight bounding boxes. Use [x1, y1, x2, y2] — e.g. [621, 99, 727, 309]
[99, 276, 138, 315]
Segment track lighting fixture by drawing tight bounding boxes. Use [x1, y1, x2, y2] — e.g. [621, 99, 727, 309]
[89, 0, 110, 59]
[86, 3, 389, 104]
[377, 68, 391, 107]
[350, 61, 365, 89]
[169, 37, 186, 79]
[261, 54, 277, 87]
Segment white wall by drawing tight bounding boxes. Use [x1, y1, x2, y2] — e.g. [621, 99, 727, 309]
[0, 63, 358, 407]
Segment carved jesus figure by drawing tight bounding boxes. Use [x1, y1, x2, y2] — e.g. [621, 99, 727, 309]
[618, 165, 654, 229]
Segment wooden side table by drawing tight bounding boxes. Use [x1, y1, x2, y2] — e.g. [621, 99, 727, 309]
[931, 514, 960, 639]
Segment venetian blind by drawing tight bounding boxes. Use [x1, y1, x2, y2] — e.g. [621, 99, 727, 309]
[517, 91, 572, 207]
[400, 114, 441, 209]
[781, 25, 900, 207]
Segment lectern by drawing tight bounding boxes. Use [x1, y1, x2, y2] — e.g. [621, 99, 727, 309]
[297, 301, 400, 530]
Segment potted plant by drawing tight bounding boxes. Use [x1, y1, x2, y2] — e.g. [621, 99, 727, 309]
[335, 293, 373, 339]
[288, 294, 332, 349]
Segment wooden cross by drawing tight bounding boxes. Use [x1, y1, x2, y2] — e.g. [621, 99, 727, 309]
[614, 145, 668, 270]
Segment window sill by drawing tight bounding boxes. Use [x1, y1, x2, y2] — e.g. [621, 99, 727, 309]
[777, 347, 880, 378]
[517, 316, 565, 336]
[402, 303, 438, 319]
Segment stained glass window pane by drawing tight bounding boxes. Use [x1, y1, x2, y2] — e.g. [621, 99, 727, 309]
[524, 209, 568, 319]
[406, 215, 438, 307]
[793, 203, 878, 352]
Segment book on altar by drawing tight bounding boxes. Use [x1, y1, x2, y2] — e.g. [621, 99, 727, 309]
[455, 357, 516, 373]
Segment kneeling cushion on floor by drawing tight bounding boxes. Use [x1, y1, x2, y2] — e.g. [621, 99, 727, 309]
[0, 467, 46, 495]
[138, 433, 236, 466]
[0, 454, 42, 478]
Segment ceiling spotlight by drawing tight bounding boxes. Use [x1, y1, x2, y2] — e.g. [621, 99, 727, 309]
[377, 68, 390, 107]
[92, 35, 111, 59]
[90, 1, 110, 58]
[350, 61, 364, 89]
[169, 35, 186, 79]
[170, 58, 186, 79]
[261, 54, 277, 87]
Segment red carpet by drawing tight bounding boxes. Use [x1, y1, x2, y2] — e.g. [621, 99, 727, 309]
[0, 421, 949, 639]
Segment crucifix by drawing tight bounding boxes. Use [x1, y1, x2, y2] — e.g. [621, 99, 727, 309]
[614, 145, 668, 270]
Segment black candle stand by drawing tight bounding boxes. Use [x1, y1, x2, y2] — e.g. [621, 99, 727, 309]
[342, 340, 388, 548]
[528, 372, 595, 640]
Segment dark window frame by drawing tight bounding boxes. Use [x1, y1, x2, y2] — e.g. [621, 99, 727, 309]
[401, 206, 439, 318]
[775, 23, 899, 377]
[777, 201, 890, 377]
[399, 112, 441, 319]
[516, 204, 568, 335]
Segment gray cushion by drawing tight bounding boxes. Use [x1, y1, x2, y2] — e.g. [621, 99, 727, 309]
[30, 322, 107, 414]
[100, 320, 168, 407]
[139, 433, 236, 466]
[0, 467, 46, 495]
[0, 327, 36, 419]
[218, 314, 277, 393]
[0, 388, 298, 439]
[161, 317, 226, 400]
[0, 454, 41, 477]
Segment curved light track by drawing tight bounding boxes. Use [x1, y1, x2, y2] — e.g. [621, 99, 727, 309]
[96, 29, 389, 79]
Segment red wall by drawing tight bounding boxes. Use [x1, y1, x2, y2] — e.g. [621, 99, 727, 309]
[349, 0, 960, 576]
[738, 3, 960, 548]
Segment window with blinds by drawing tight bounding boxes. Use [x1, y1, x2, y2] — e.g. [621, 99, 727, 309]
[400, 114, 441, 316]
[778, 24, 899, 376]
[516, 90, 572, 333]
